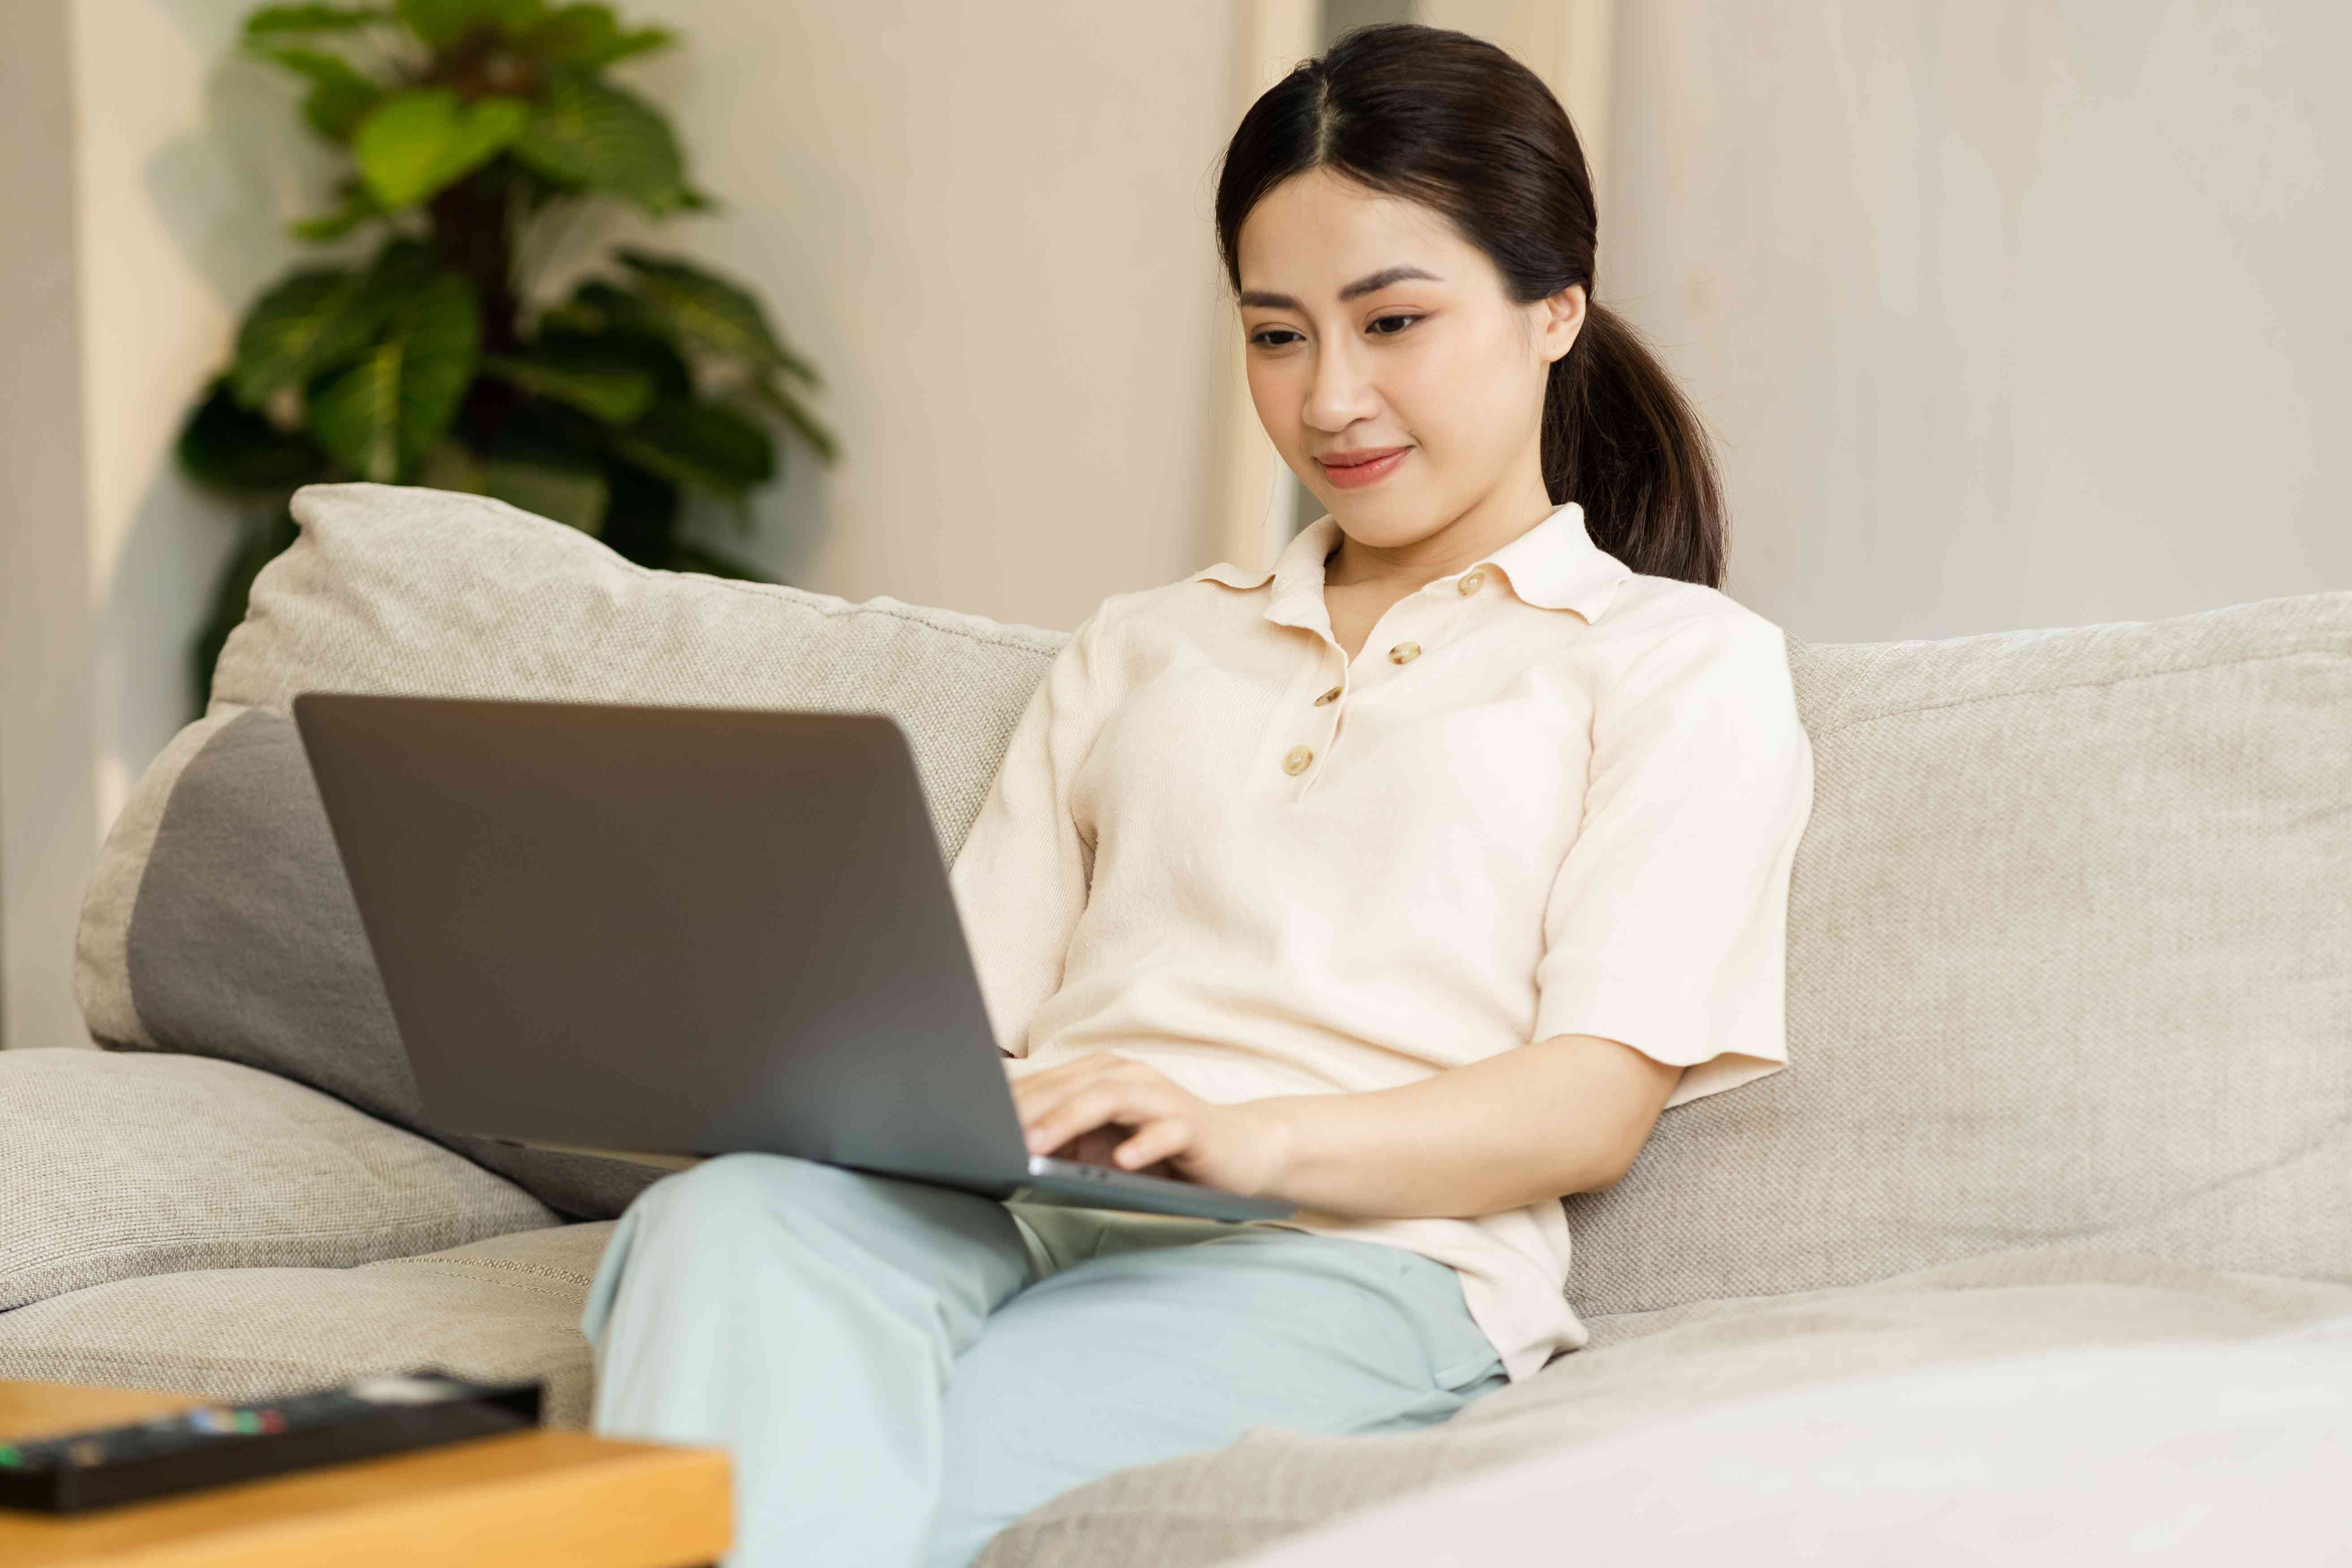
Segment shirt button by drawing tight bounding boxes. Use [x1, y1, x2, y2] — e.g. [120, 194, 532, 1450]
[1313, 685, 1342, 706]
[1458, 571, 1485, 596]
[1282, 745, 1314, 776]
[1389, 640, 1422, 665]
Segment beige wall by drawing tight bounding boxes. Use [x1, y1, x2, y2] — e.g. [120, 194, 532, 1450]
[632, 0, 1245, 631]
[0, 0, 99, 1053]
[1604, 0, 2352, 640]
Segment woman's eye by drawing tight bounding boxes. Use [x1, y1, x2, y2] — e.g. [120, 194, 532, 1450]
[1250, 328, 1303, 349]
[1368, 314, 1419, 337]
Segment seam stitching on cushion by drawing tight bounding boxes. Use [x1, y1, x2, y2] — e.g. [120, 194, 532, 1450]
[490, 513, 1068, 651]
[304, 493, 1070, 657]
[1807, 644, 2350, 743]
[376, 1256, 592, 1285]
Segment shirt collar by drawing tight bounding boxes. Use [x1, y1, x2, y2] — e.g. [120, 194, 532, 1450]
[1188, 501, 1631, 626]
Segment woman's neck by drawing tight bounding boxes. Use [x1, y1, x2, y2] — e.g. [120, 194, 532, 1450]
[1324, 483, 1558, 595]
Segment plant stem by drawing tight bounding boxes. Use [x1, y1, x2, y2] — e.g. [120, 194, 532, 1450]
[430, 167, 522, 356]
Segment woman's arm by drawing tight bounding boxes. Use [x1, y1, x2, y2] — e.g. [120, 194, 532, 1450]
[949, 605, 1119, 1060]
[1011, 1034, 1682, 1219]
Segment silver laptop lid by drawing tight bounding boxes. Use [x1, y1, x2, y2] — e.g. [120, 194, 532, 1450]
[292, 693, 1033, 1189]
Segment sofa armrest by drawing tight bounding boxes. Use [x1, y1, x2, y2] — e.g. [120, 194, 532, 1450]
[0, 1049, 556, 1313]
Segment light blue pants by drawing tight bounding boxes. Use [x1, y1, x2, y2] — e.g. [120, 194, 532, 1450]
[579, 1152, 1507, 1568]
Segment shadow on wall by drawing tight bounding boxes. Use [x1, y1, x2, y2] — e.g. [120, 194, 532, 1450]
[100, 10, 323, 816]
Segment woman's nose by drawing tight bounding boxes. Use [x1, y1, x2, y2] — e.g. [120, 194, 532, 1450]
[1302, 339, 1380, 432]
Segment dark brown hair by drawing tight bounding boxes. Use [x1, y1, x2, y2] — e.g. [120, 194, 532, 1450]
[1214, 22, 1726, 588]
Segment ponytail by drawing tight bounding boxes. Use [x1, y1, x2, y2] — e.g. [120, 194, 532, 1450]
[1215, 22, 1729, 589]
[1544, 302, 1727, 587]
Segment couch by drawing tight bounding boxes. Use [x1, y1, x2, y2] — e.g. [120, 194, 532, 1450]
[3, 482, 2346, 1566]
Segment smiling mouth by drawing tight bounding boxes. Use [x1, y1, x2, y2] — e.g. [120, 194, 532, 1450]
[1318, 447, 1410, 488]
[1318, 446, 1409, 468]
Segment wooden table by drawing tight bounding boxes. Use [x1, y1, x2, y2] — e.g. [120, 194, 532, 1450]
[0, 1381, 729, 1568]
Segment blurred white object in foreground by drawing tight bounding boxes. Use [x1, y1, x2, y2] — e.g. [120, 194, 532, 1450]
[1230, 1316, 2352, 1566]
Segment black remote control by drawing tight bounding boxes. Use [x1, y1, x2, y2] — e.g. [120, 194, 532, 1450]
[0, 1371, 542, 1513]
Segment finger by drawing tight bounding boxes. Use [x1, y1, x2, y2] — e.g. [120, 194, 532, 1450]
[1023, 1082, 1176, 1156]
[1007, 1052, 1131, 1117]
[1111, 1117, 1193, 1171]
[1013, 1057, 1153, 1135]
[1055, 1126, 1127, 1167]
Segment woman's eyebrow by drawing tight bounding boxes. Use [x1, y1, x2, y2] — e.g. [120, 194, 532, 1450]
[1237, 265, 1442, 310]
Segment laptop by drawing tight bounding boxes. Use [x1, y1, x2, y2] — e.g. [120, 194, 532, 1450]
[292, 692, 1293, 1225]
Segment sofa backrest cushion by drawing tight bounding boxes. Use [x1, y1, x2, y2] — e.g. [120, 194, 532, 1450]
[76, 483, 2352, 1301]
[76, 483, 1061, 1217]
[1565, 590, 2352, 1316]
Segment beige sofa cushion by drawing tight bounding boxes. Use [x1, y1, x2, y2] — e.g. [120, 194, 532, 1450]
[0, 1223, 613, 1430]
[0, 1049, 554, 1312]
[1562, 591, 2352, 1319]
[973, 1248, 2352, 1568]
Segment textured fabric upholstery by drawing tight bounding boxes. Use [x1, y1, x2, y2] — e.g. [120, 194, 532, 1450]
[71, 481, 1062, 1216]
[0, 1223, 613, 1429]
[210, 483, 1059, 853]
[972, 1248, 2352, 1568]
[0, 1049, 554, 1313]
[1560, 592, 2352, 1320]
[118, 709, 662, 1218]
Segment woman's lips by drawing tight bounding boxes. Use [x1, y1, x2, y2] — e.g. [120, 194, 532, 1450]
[1318, 447, 1409, 489]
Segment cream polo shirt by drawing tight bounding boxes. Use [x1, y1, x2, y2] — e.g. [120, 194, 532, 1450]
[946, 501, 1815, 1382]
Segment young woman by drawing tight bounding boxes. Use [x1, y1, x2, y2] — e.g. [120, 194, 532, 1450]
[580, 22, 1814, 1568]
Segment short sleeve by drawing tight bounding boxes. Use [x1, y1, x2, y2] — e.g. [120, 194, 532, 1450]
[1531, 612, 1815, 1109]
[947, 603, 1118, 1057]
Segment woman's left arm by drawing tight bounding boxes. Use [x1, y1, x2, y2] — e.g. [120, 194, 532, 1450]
[1014, 1032, 1680, 1217]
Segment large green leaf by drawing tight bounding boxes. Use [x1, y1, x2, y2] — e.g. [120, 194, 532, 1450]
[512, 73, 690, 215]
[394, 0, 544, 47]
[306, 272, 479, 480]
[177, 378, 334, 492]
[750, 371, 840, 462]
[243, 4, 390, 39]
[228, 265, 371, 406]
[260, 47, 383, 142]
[617, 398, 775, 496]
[526, 296, 699, 410]
[352, 88, 529, 210]
[480, 347, 655, 423]
[617, 249, 820, 383]
[520, 4, 673, 67]
[310, 344, 403, 480]
[228, 241, 438, 403]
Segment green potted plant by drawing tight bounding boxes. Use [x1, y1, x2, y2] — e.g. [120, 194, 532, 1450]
[175, 0, 837, 705]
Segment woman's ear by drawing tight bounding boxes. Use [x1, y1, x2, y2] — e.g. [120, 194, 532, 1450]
[1536, 283, 1587, 365]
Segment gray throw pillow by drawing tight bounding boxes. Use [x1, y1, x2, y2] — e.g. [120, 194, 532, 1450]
[120, 708, 665, 1218]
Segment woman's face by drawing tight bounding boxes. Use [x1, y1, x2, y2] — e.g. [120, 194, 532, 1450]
[1235, 168, 1584, 553]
